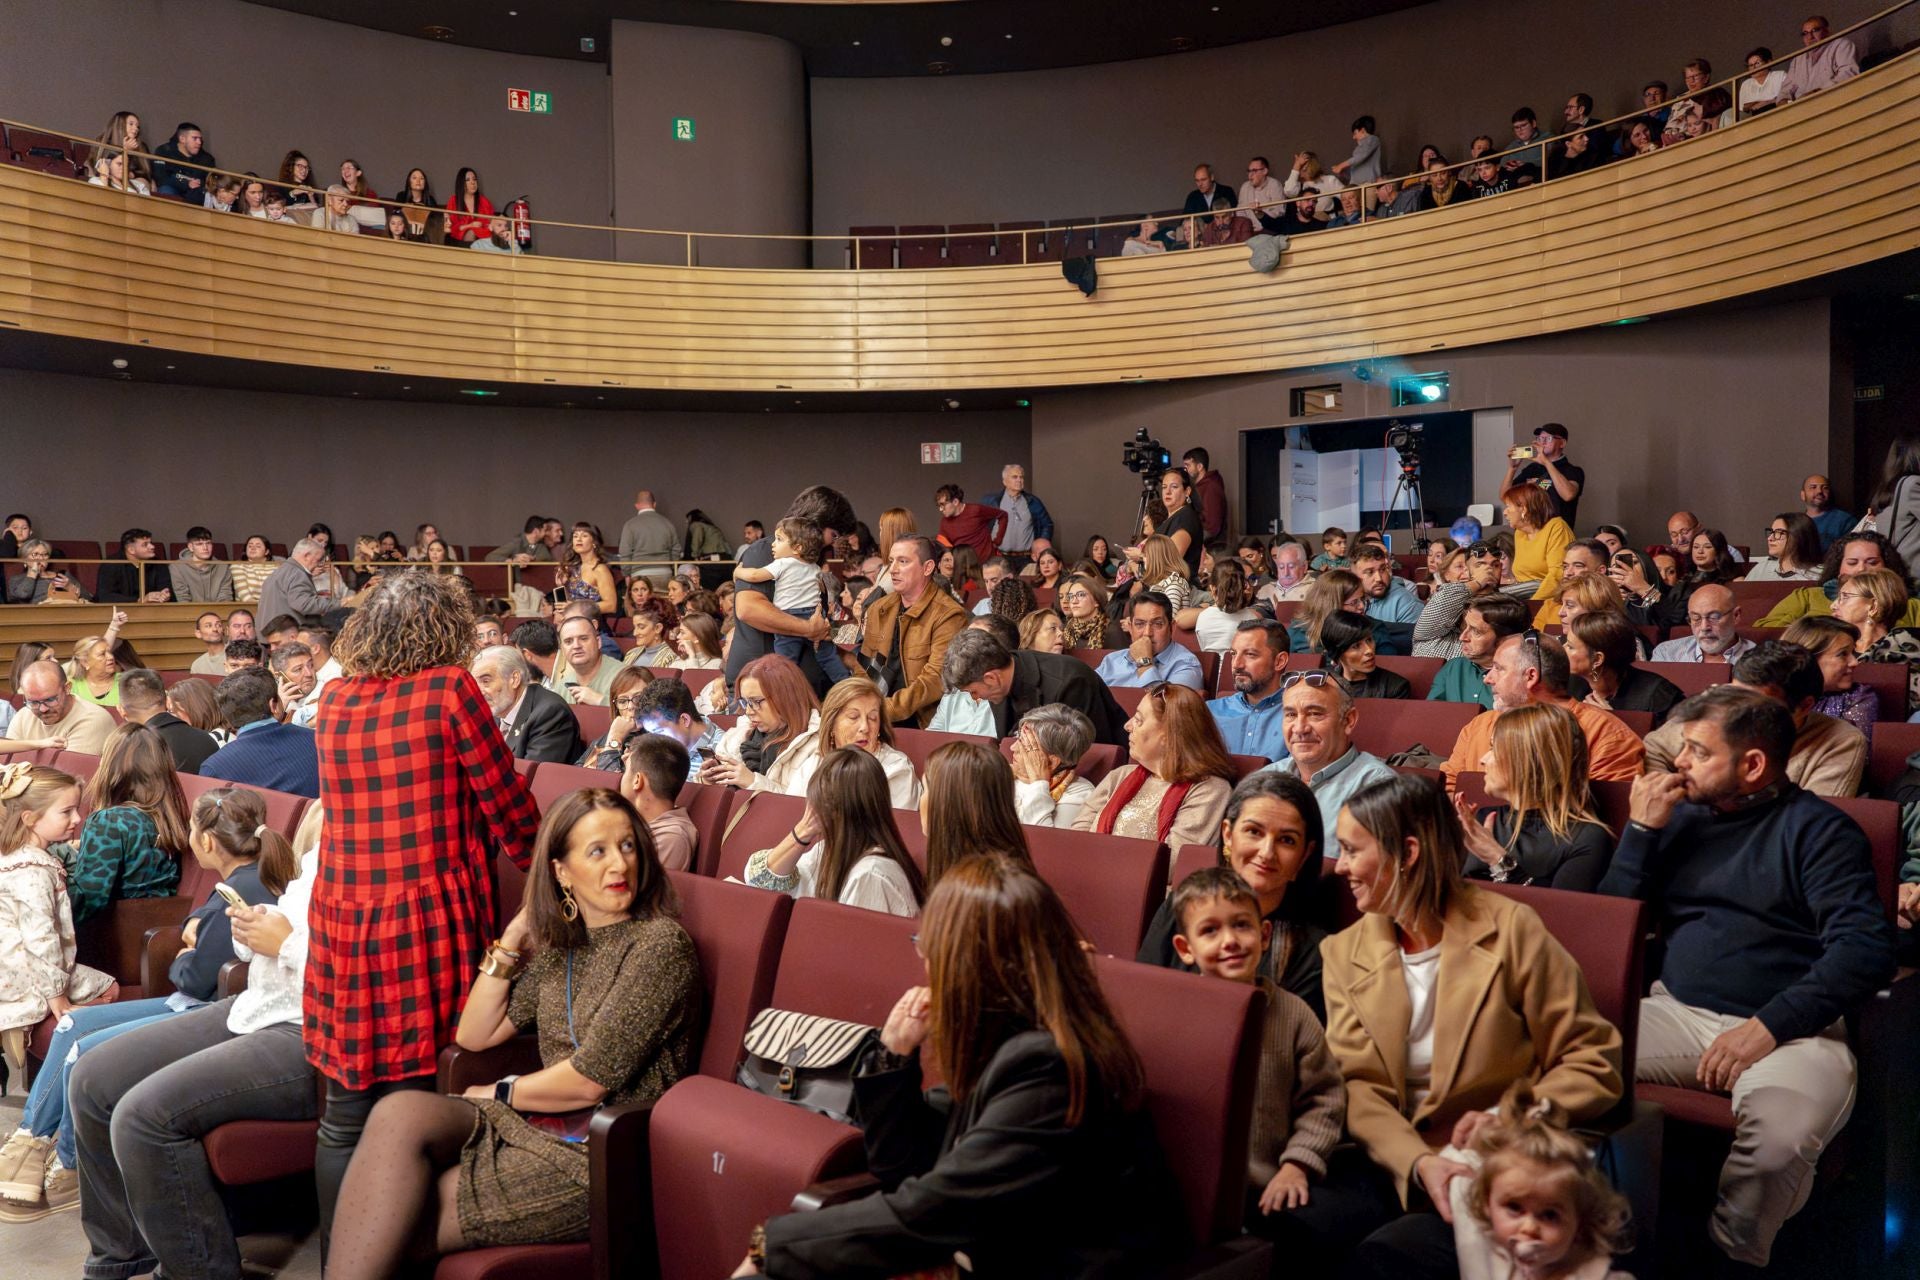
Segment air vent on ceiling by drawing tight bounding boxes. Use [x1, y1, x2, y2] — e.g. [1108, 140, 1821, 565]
[926, 60, 954, 75]
[420, 25, 454, 41]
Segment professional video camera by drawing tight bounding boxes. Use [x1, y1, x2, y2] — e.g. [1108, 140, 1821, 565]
[1122, 427, 1172, 477]
[1385, 420, 1423, 474]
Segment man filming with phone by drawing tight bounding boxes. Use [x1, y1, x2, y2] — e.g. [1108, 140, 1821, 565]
[1502, 421, 1586, 527]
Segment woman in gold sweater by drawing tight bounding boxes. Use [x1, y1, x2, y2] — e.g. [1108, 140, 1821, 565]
[1502, 483, 1573, 610]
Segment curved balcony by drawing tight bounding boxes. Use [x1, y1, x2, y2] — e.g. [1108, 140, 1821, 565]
[2, 48, 1917, 394]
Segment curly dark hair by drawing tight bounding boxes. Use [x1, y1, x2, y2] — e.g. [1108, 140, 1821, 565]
[1821, 529, 1908, 586]
[334, 570, 476, 678]
[987, 576, 1039, 625]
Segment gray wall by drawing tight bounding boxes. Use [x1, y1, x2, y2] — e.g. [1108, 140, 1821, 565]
[1028, 298, 1837, 552]
[0, 0, 615, 259]
[0, 369, 1028, 552]
[808, 0, 1915, 266]
[609, 22, 809, 268]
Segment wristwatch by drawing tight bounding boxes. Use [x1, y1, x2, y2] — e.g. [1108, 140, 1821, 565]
[494, 1074, 520, 1106]
[1488, 853, 1520, 883]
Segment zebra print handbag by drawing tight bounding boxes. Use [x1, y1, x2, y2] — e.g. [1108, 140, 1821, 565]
[737, 1007, 882, 1126]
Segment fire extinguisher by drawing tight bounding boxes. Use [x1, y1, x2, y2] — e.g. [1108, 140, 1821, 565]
[507, 196, 532, 253]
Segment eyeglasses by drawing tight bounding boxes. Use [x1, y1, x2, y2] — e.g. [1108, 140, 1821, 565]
[738, 696, 768, 712]
[613, 695, 645, 711]
[1765, 527, 1789, 538]
[1835, 589, 1873, 603]
[1060, 590, 1093, 603]
[1687, 611, 1732, 626]
[23, 695, 62, 710]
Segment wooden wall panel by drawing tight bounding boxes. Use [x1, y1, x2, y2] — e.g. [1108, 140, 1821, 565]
[3, 52, 1917, 393]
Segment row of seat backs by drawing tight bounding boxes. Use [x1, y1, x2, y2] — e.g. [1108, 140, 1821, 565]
[510, 767, 1170, 959]
[644, 875, 1264, 1279]
[850, 215, 1195, 268]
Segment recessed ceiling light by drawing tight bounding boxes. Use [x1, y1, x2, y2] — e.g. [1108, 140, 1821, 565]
[852, 40, 860, 46]
[940, 35, 953, 46]
[1005, 33, 1013, 39]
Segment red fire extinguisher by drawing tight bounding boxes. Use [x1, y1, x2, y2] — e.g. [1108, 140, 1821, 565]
[507, 196, 532, 252]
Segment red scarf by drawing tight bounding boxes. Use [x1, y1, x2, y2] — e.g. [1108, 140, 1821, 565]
[1094, 765, 1194, 841]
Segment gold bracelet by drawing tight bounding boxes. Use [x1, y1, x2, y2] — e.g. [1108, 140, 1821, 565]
[477, 949, 520, 980]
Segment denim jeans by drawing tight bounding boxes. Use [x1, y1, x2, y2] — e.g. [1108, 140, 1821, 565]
[70, 999, 316, 1280]
[774, 605, 851, 681]
[19, 996, 183, 1167]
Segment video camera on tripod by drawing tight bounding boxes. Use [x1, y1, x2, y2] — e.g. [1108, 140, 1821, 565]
[1121, 427, 1172, 476]
[1385, 420, 1424, 474]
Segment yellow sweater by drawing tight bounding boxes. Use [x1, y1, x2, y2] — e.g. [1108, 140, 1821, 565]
[1513, 518, 1573, 602]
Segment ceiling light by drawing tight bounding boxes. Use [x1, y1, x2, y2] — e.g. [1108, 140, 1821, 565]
[940, 35, 953, 46]
[852, 39, 861, 46]
[111, 358, 128, 369]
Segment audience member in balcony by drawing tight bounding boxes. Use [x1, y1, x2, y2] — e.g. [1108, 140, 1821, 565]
[314, 185, 358, 234]
[274, 150, 318, 206]
[615, 732, 695, 871]
[1830, 565, 1920, 716]
[0, 514, 30, 561]
[1546, 125, 1609, 179]
[1423, 160, 1467, 209]
[1097, 593, 1205, 692]
[1234, 155, 1288, 233]
[90, 528, 168, 603]
[66, 634, 120, 707]
[382, 209, 411, 241]
[1625, 118, 1662, 157]
[1566, 610, 1684, 728]
[446, 166, 495, 243]
[1331, 115, 1383, 192]
[1661, 60, 1719, 146]
[5, 542, 81, 605]
[1783, 616, 1876, 732]
[2, 661, 114, 757]
[167, 526, 236, 603]
[327, 788, 694, 1274]
[1559, 93, 1612, 147]
[393, 167, 442, 241]
[745, 745, 925, 919]
[90, 110, 150, 187]
[1443, 634, 1644, 789]
[474, 644, 581, 767]
[488, 514, 556, 564]
[1502, 109, 1547, 180]
[1640, 80, 1673, 129]
[1470, 158, 1523, 198]
[67, 801, 320, 1279]
[1643, 641, 1866, 798]
[1324, 774, 1623, 1280]
[1186, 193, 1255, 246]
[1119, 219, 1166, 256]
[260, 188, 299, 223]
[199, 669, 319, 798]
[469, 213, 521, 253]
[1454, 703, 1614, 892]
[751, 852, 1179, 1276]
[1279, 193, 1332, 234]
[1326, 188, 1367, 228]
[202, 172, 241, 213]
[1428, 592, 1531, 711]
[1781, 13, 1860, 102]
[1747, 511, 1825, 581]
[149, 122, 214, 201]
[254, 538, 326, 624]
[1283, 150, 1345, 215]
[1602, 684, 1890, 1267]
[1181, 162, 1234, 223]
[336, 158, 377, 209]
[86, 150, 151, 196]
[1321, 612, 1413, 702]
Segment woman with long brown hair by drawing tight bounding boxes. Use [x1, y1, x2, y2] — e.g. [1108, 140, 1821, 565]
[307, 571, 542, 1254]
[559, 522, 616, 613]
[1452, 703, 1614, 891]
[748, 854, 1182, 1277]
[67, 721, 192, 923]
[328, 789, 698, 1274]
[746, 748, 925, 916]
[164, 677, 226, 743]
[1058, 573, 1123, 651]
[921, 739, 1031, 888]
[1320, 773, 1621, 1273]
[1072, 683, 1235, 847]
[1290, 568, 1364, 653]
[702, 655, 821, 793]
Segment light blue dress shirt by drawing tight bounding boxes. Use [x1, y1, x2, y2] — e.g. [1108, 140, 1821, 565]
[1207, 688, 1289, 761]
[1096, 643, 1206, 692]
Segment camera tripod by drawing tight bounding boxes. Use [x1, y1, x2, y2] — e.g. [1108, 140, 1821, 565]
[1381, 464, 1430, 537]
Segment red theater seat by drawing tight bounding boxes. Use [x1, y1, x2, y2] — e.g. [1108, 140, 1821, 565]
[997, 219, 1046, 262]
[571, 703, 611, 746]
[676, 780, 738, 877]
[1346, 698, 1481, 762]
[1376, 655, 1443, 698]
[850, 225, 896, 269]
[530, 762, 612, 813]
[54, 749, 100, 781]
[945, 222, 995, 266]
[897, 223, 945, 268]
[713, 789, 809, 882]
[1025, 827, 1167, 955]
[1865, 718, 1920, 795]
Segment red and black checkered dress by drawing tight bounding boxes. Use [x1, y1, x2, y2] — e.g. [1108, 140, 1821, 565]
[305, 665, 541, 1089]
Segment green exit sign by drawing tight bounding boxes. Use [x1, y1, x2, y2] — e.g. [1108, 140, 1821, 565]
[673, 117, 696, 141]
[532, 91, 552, 114]
[507, 88, 553, 114]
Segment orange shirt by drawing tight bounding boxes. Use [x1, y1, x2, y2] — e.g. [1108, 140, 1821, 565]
[1443, 696, 1645, 789]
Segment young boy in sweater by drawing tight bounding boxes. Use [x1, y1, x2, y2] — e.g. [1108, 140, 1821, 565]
[1169, 867, 1345, 1230]
[619, 732, 696, 873]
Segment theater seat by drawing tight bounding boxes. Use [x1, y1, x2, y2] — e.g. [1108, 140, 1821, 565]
[675, 780, 738, 877]
[1375, 655, 1444, 698]
[849, 225, 896, 269]
[530, 761, 613, 813]
[891, 726, 981, 776]
[1346, 698, 1481, 761]
[897, 224, 945, 268]
[1865, 718, 1920, 796]
[997, 219, 1046, 263]
[54, 749, 100, 781]
[712, 789, 808, 883]
[945, 222, 995, 266]
[1228, 752, 1268, 780]
[1023, 827, 1168, 955]
[205, 1118, 323, 1187]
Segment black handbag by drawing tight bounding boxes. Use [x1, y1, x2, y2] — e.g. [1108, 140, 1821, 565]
[736, 1008, 881, 1126]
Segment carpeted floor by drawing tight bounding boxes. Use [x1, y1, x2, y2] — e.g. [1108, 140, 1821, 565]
[1, 1068, 322, 1279]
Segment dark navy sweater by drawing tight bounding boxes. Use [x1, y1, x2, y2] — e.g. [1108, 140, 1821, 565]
[1600, 784, 1894, 1043]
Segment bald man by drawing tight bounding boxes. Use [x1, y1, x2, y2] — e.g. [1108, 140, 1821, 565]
[2, 660, 115, 755]
[1802, 474, 1854, 551]
[618, 488, 679, 585]
[1651, 584, 1753, 664]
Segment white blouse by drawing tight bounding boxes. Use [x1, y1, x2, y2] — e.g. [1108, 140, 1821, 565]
[746, 844, 920, 918]
[227, 849, 316, 1035]
[1014, 776, 1096, 829]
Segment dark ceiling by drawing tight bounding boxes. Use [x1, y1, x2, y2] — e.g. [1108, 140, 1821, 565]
[244, 0, 1437, 77]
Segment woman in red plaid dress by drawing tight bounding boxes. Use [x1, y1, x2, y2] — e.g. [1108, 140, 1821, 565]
[306, 572, 541, 1253]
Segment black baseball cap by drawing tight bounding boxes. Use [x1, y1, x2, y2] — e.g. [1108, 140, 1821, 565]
[1534, 422, 1569, 440]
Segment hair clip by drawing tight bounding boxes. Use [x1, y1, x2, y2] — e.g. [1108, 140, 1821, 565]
[0, 763, 34, 802]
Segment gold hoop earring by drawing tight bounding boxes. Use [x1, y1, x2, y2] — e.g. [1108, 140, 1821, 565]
[559, 881, 579, 921]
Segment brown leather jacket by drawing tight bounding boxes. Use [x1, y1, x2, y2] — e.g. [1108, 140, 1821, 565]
[859, 585, 969, 727]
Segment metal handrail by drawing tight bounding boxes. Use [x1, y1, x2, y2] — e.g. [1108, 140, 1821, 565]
[3, 0, 1907, 257]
